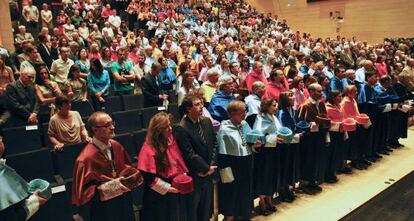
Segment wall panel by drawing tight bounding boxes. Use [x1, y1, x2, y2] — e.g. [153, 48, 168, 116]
[245, 0, 414, 43]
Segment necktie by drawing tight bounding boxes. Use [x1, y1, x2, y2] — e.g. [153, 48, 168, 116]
[197, 122, 206, 144]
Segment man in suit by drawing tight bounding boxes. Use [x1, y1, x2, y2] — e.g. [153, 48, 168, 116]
[5, 66, 39, 127]
[141, 62, 168, 107]
[178, 95, 217, 221]
[37, 34, 53, 69]
[298, 83, 329, 194]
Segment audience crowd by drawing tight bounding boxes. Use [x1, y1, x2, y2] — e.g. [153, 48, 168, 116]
[1, 0, 414, 220]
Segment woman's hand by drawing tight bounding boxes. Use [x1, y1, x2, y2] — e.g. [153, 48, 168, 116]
[252, 140, 262, 148]
[54, 143, 64, 151]
[168, 186, 179, 193]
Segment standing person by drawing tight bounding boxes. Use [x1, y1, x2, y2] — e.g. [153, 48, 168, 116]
[48, 96, 91, 151]
[137, 112, 192, 221]
[180, 95, 217, 221]
[263, 69, 289, 101]
[252, 97, 284, 215]
[325, 90, 346, 183]
[72, 112, 143, 221]
[87, 58, 111, 111]
[298, 83, 329, 194]
[340, 85, 368, 170]
[0, 137, 49, 221]
[217, 100, 262, 221]
[111, 47, 135, 95]
[245, 61, 268, 93]
[5, 67, 38, 127]
[277, 91, 303, 202]
[22, 0, 39, 35]
[40, 3, 53, 30]
[50, 47, 75, 91]
[141, 63, 169, 107]
[208, 76, 236, 122]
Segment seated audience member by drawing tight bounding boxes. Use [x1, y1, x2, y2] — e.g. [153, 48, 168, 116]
[50, 47, 75, 91]
[264, 69, 289, 101]
[88, 58, 111, 110]
[137, 112, 192, 221]
[48, 96, 91, 151]
[177, 70, 196, 105]
[245, 61, 268, 93]
[142, 62, 169, 107]
[66, 64, 88, 102]
[74, 48, 91, 78]
[0, 137, 49, 220]
[217, 100, 262, 221]
[200, 68, 219, 104]
[35, 65, 62, 115]
[112, 47, 135, 95]
[72, 112, 143, 221]
[329, 66, 346, 92]
[159, 57, 177, 91]
[208, 76, 236, 122]
[5, 66, 38, 127]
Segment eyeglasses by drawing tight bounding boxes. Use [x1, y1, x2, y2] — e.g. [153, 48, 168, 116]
[95, 121, 115, 128]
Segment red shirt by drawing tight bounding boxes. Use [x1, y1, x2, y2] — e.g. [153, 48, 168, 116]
[245, 70, 268, 93]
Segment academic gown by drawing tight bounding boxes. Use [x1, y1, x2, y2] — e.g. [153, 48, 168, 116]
[276, 108, 302, 185]
[137, 135, 191, 221]
[0, 160, 30, 221]
[340, 96, 363, 161]
[357, 83, 382, 157]
[72, 141, 135, 221]
[217, 120, 254, 219]
[252, 114, 281, 196]
[298, 99, 329, 183]
[374, 85, 392, 152]
[390, 82, 413, 141]
[325, 103, 346, 177]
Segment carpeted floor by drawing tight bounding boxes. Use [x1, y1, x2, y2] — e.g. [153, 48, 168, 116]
[340, 170, 414, 221]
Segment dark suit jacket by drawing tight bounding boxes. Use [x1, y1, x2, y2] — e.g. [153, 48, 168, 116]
[177, 116, 217, 175]
[5, 80, 39, 122]
[38, 43, 54, 69]
[298, 98, 328, 127]
[141, 73, 163, 107]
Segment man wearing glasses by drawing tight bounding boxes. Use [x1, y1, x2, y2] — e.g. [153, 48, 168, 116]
[72, 112, 143, 221]
[5, 66, 38, 127]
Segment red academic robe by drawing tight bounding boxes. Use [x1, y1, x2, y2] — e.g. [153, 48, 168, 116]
[137, 135, 191, 221]
[72, 140, 135, 221]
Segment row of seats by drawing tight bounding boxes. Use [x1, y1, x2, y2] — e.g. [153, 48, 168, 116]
[2, 102, 179, 155]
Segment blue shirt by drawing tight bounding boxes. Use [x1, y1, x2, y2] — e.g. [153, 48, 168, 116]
[87, 70, 110, 96]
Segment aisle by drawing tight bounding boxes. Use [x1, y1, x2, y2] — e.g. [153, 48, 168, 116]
[252, 127, 414, 221]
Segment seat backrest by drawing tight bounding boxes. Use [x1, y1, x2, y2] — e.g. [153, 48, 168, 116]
[111, 110, 142, 134]
[122, 94, 144, 110]
[133, 129, 147, 158]
[3, 126, 43, 155]
[41, 122, 54, 149]
[71, 101, 94, 117]
[52, 142, 86, 180]
[6, 148, 56, 182]
[168, 103, 181, 123]
[29, 186, 73, 221]
[141, 106, 165, 128]
[168, 90, 178, 104]
[103, 96, 123, 113]
[113, 133, 136, 160]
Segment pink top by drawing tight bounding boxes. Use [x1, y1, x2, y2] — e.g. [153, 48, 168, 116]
[245, 70, 268, 93]
[375, 62, 388, 77]
[326, 103, 345, 122]
[263, 82, 289, 101]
